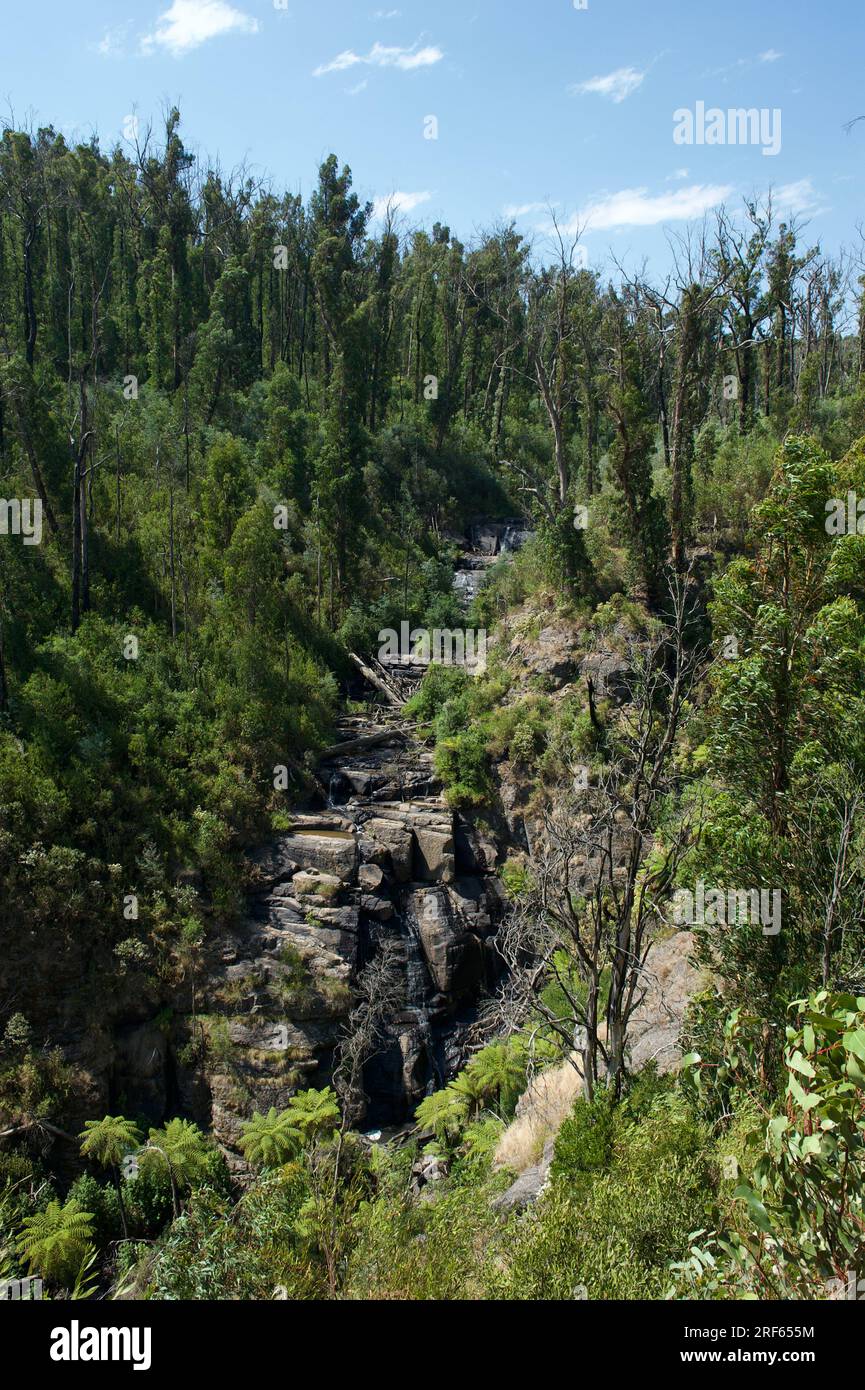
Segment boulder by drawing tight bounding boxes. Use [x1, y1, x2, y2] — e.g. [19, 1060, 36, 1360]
[580, 651, 633, 704]
[627, 931, 702, 1073]
[413, 824, 455, 884]
[359, 862, 385, 891]
[413, 889, 484, 996]
[360, 894, 395, 922]
[492, 1140, 555, 1211]
[292, 869, 343, 902]
[365, 818, 414, 883]
[278, 831, 358, 883]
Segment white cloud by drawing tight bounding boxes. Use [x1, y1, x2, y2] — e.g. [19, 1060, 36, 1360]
[572, 66, 645, 103]
[667, 167, 690, 181]
[141, 0, 259, 58]
[372, 190, 432, 220]
[773, 178, 825, 215]
[573, 183, 734, 231]
[759, 48, 784, 63]
[96, 25, 130, 58]
[314, 41, 443, 77]
[347, 79, 369, 96]
[373, 8, 402, 16]
[503, 201, 553, 218]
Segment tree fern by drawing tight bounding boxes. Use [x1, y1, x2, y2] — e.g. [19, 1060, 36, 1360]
[286, 1087, 340, 1143]
[16, 1199, 95, 1287]
[238, 1108, 301, 1169]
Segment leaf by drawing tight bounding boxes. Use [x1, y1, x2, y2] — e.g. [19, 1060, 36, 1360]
[769, 1115, 790, 1141]
[734, 1184, 773, 1234]
[788, 1050, 816, 1079]
[844, 1052, 865, 1087]
[787, 1072, 818, 1111]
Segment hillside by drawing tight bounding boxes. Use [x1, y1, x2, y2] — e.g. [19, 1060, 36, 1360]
[1, 109, 865, 1310]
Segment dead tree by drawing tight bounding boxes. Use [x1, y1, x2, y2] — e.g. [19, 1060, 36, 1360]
[496, 567, 705, 1099]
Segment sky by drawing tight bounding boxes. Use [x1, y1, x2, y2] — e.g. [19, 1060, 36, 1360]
[3, 0, 864, 276]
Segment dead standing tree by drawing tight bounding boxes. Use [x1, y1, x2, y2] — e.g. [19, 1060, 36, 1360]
[496, 568, 706, 1099]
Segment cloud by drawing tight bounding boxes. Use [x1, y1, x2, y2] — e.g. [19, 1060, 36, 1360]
[759, 48, 784, 62]
[573, 183, 734, 231]
[141, 0, 258, 58]
[773, 178, 826, 215]
[572, 66, 645, 103]
[347, 79, 369, 96]
[667, 167, 690, 181]
[373, 8, 402, 16]
[96, 24, 130, 58]
[503, 201, 555, 218]
[314, 41, 443, 77]
[372, 190, 432, 220]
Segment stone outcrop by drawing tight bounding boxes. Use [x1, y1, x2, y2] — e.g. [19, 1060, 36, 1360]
[192, 715, 505, 1144]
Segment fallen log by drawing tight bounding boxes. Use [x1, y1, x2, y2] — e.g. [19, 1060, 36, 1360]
[349, 651, 403, 706]
[319, 728, 409, 760]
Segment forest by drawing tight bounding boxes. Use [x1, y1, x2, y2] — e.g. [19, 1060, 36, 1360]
[1, 107, 864, 1304]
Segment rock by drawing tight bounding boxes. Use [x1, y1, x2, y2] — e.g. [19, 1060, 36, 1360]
[249, 841, 300, 887]
[448, 877, 496, 934]
[473, 523, 502, 556]
[413, 889, 484, 996]
[533, 626, 578, 684]
[455, 819, 498, 874]
[361, 894, 395, 921]
[292, 869, 343, 902]
[413, 824, 455, 884]
[365, 818, 414, 883]
[358, 835, 388, 867]
[492, 1163, 547, 1210]
[492, 1138, 555, 1211]
[627, 931, 702, 1073]
[580, 651, 633, 704]
[411, 1153, 448, 1197]
[340, 770, 375, 797]
[359, 862, 385, 891]
[112, 1022, 168, 1125]
[278, 831, 358, 883]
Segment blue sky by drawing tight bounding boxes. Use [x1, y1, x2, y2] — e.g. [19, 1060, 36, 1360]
[4, 0, 863, 275]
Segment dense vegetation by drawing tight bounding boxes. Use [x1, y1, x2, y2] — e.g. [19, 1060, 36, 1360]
[1, 110, 864, 1301]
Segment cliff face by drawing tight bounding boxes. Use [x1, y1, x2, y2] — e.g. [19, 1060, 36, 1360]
[195, 720, 505, 1150]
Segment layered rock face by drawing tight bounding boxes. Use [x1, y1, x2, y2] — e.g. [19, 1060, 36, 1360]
[198, 719, 504, 1147]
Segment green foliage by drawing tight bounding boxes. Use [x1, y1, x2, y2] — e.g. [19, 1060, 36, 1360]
[3, 105, 865, 1308]
[676, 991, 865, 1299]
[550, 1086, 616, 1181]
[16, 1198, 95, 1288]
[79, 1115, 142, 1171]
[492, 1087, 711, 1300]
[238, 1108, 301, 1170]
